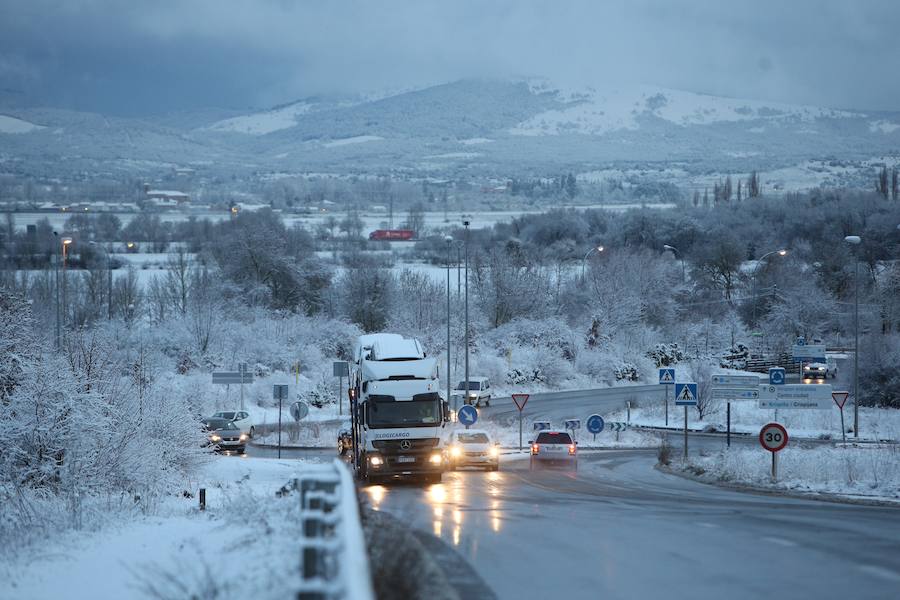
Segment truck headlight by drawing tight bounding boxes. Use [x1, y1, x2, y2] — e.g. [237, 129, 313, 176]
[369, 455, 383, 466]
[429, 453, 443, 465]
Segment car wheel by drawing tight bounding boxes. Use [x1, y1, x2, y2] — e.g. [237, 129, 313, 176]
[485, 396, 491, 407]
[249, 426, 255, 438]
[475, 400, 481, 408]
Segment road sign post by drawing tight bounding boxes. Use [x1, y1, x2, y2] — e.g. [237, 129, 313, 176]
[659, 368, 675, 426]
[759, 422, 788, 480]
[457, 404, 478, 430]
[711, 374, 761, 449]
[273, 384, 289, 459]
[675, 382, 698, 460]
[333, 361, 349, 417]
[586, 414, 604, 442]
[832, 391, 850, 444]
[512, 394, 529, 451]
[212, 368, 254, 411]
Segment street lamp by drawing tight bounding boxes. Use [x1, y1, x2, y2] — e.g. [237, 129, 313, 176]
[463, 218, 471, 410]
[581, 245, 605, 279]
[751, 249, 788, 326]
[90, 241, 113, 320]
[444, 235, 453, 412]
[845, 235, 861, 439]
[663, 244, 685, 282]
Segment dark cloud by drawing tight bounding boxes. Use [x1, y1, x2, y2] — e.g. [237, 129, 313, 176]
[1, 0, 898, 115]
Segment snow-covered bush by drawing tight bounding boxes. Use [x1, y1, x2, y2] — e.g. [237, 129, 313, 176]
[646, 343, 685, 367]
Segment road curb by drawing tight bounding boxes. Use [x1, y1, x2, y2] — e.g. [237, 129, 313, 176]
[655, 463, 900, 508]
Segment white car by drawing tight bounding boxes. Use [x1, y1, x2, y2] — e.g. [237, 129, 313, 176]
[529, 430, 577, 469]
[212, 410, 255, 437]
[454, 377, 492, 407]
[804, 358, 838, 380]
[446, 429, 500, 471]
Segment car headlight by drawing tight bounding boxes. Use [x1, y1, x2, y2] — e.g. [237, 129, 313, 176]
[468, 393, 478, 398]
[488, 446, 499, 458]
[449, 446, 462, 458]
[429, 453, 443, 465]
[239, 433, 248, 442]
[369, 455, 383, 466]
[210, 434, 221, 442]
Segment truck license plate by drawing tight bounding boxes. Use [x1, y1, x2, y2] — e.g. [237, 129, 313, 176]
[397, 456, 415, 463]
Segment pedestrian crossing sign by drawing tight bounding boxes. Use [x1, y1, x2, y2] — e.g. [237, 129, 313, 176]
[659, 368, 675, 385]
[675, 382, 698, 406]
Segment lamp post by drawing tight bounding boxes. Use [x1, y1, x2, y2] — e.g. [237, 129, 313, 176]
[90, 241, 113, 320]
[53, 232, 61, 349]
[444, 235, 453, 411]
[581, 245, 605, 279]
[845, 235, 861, 439]
[751, 249, 787, 326]
[663, 244, 685, 282]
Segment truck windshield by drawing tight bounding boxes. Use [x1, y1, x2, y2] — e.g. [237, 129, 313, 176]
[367, 397, 441, 428]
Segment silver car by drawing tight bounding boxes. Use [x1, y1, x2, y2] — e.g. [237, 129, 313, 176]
[529, 430, 577, 469]
[446, 429, 500, 471]
[203, 418, 248, 454]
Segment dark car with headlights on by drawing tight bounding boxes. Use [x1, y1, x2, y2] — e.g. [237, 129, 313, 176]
[202, 418, 248, 454]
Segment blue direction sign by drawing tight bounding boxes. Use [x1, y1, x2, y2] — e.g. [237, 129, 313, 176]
[675, 382, 698, 406]
[659, 368, 675, 385]
[457, 405, 478, 428]
[769, 367, 786, 385]
[564, 419, 581, 431]
[586, 414, 605, 434]
[533, 421, 552, 431]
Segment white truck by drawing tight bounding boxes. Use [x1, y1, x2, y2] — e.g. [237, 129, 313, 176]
[349, 334, 450, 484]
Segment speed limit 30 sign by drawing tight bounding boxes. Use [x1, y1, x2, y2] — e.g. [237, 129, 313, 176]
[759, 422, 789, 452]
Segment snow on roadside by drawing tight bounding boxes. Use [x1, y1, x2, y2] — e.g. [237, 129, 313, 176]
[677, 444, 900, 504]
[8, 457, 320, 599]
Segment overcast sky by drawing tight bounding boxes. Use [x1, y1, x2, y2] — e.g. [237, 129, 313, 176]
[1, 0, 898, 115]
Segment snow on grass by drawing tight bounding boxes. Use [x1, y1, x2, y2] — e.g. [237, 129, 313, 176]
[8, 456, 316, 599]
[511, 83, 862, 136]
[627, 397, 900, 442]
[0, 114, 46, 134]
[680, 444, 900, 503]
[458, 137, 493, 145]
[869, 120, 900, 134]
[206, 102, 313, 135]
[323, 135, 384, 148]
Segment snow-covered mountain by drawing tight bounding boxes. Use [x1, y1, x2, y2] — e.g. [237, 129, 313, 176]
[1, 78, 898, 190]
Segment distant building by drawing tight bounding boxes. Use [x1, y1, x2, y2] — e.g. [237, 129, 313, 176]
[146, 189, 190, 209]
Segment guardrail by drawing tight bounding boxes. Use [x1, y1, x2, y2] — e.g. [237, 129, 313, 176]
[281, 459, 374, 600]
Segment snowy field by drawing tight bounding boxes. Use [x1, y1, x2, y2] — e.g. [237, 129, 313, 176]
[5, 456, 324, 599]
[679, 444, 900, 503]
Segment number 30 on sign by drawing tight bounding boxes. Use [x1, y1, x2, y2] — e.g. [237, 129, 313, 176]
[759, 422, 789, 453]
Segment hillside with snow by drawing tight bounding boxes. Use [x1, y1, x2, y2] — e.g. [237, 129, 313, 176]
[1, 78, 899, 191]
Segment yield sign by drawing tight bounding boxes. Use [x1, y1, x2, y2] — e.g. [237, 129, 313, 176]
[511, 393, 529, 411]
[832, 391, 850, 409]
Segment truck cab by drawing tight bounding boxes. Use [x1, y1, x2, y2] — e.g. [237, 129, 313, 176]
[350, 334, 449, 484]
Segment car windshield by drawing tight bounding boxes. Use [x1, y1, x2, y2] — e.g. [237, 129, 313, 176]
[204, 419, 237, 431]
[458, 433, 490, 444]
[456, 381, 481, 390]
[214, 411, 236, 420]
[367, 395, 441, 428]
[536, 432, 573, 444]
